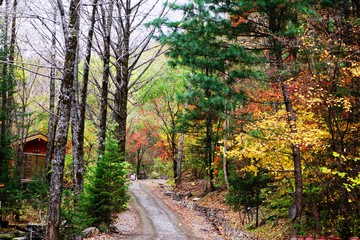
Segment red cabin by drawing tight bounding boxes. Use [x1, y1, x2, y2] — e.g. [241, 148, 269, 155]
[20, 133, 48, 180]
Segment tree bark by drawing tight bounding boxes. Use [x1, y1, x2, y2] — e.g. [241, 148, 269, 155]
[273, 33, 303, 222]
[176, 82, 191, 185]
[113, 0, 131, 159]
[46, 0, 80, 239]
[97, 0, 114, 158]
[70, 5, 83, 238]
[280, 78, 303, 220]
[45, 5, 57, 182]
[205, 83, 215, 192]
[222, 116, 229, 190]
[73, 0, 99, 193]
[0, 0, 9, 162]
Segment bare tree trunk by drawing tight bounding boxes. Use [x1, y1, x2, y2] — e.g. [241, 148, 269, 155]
[97, 0, 114, 158]
[8, 0, 19, 181]
[71, 3, 98, 239]
[205, 83, 215, 192]
[72, 0, 99, 188]
[45, 5, 57, 182]
[0, 0, 9, 224]
[1, 0, 9, 158]
[113, 0, 131, 159]
[136, 148, 141, 178]
[280, 78, 303, 220]
[171, 133, 177, 179]
[70, 8, 82, 240]
[273, 35, 303, 221]
[222, 116, 229, 190]
[46, 0, 80, 239]
[176, 82, 191, 185]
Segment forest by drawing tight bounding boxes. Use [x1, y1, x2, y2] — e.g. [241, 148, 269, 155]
[0, 0, 359, 239]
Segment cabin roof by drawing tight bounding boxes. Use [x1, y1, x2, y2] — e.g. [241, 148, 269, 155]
[23, 133, 48, 143]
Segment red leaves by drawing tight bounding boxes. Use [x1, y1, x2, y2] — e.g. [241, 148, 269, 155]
[231, 16, 247, 27]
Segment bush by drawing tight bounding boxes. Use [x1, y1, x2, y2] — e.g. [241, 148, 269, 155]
[227, 169, 274, 227]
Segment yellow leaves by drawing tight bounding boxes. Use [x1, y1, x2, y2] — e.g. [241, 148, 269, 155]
[226, 105, 329, 175]
[321, 167, 332, 174]
[178, 22, 184, 27]
[243, 165, 259, 176]
[333, 152, 340, 158]
[346, 61, 360, 77]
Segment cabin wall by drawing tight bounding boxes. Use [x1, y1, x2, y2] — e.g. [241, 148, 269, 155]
[23, 139, 47, 154]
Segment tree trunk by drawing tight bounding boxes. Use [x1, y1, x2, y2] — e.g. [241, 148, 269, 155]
[113, 0, 131, 160]
[274, 35, 303, 222]
[136, 148, 141, 179]
[176, 82, 191, 185]
[46, 0, 80, 239]
[268, 9, 303, 221]
[171, 133, 177, 179]
[97, 1, 114, 158]
[45, 5, 57, 182]
[0, 0, 9, 224]
[0, 0, 9, 164]
[75, 0, 98, 183]
[205, 84, 215, 192]
[223, 116, 229, 190]
[8, 0, 19, 182]
[280, 78, 303, 220]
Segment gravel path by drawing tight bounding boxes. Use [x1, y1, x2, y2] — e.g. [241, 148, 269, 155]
[129, 180, 194, 240]
[85, 180, 226, 240]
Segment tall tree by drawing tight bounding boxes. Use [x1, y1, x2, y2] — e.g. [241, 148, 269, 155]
[112, 0, 166, 161]
[46, 0, 81, 238]
[97, 0, 114, 158]
[151, 0, 249, 190]
[71, 2, 98, 239]
[45, 2, 58, 182]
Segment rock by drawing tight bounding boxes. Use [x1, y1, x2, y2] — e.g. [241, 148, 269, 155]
[130, 174, 137, 181]
[192, 197, 200, 201]
[14, 230, 27, 237]
[139, 171, 146, 179]
[164, 190, 174, 196]
[0, 233, 13, 239]
[12, 237, 28, 240]
[82, 227, 100, 237]
[157, 175, 169, 180]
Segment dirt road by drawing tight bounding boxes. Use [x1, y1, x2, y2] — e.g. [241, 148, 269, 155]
[111, 179, 225, 240]
[129, 180, 194, 239]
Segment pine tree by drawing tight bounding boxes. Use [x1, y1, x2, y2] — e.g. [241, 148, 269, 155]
[83, 132, 130, 231]
[150, 0, 253, 190]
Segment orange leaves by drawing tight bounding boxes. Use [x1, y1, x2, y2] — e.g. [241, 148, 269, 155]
[231, 16, 247, 27]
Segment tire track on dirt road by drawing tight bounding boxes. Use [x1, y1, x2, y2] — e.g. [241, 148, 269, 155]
[128, 180, 194, 240]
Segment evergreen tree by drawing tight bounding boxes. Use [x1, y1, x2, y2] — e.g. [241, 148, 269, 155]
[82, 132, 130, 231]
[150, 0, 254, 190]
[227, 169, 274, 227]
